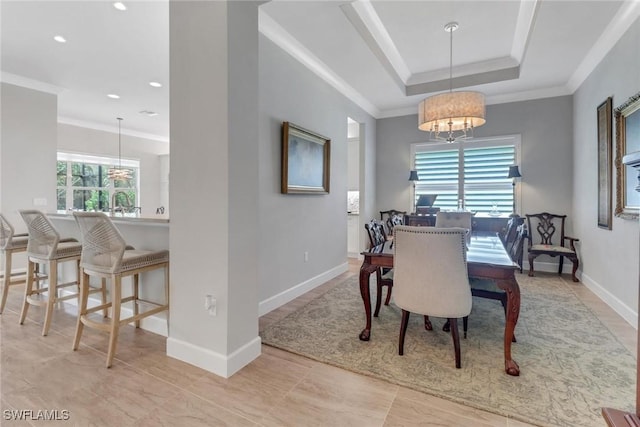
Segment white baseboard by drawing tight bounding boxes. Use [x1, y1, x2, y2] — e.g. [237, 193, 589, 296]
[580, 272, 637, 329]
[167, 335, 262, 378]
[529, 261, 637, 329]
[258, 262, 348, 316]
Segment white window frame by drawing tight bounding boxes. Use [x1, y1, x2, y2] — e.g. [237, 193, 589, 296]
[57, 152, 140, 212]
[410, 135, 521, 214]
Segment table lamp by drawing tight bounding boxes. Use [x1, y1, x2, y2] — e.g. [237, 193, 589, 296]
[507, 165, 522, 217]
[409, 170, 419, 213]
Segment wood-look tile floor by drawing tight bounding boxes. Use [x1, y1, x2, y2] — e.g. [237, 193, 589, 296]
[1, 259, 635, 426]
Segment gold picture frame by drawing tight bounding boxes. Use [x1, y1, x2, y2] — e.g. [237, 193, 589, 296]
[281, 122, 331, 194]
[597, 97, 612, 229]
[615, 91, 640, 220]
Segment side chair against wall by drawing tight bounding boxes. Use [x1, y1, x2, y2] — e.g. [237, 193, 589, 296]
[526, 212, 580, 282]
[393, 226, 472, 369]
[0, 214, 31, 313]
[72, 212, 169, 368]
[364, 219, 393, 317]
[18, 210, 106, 336]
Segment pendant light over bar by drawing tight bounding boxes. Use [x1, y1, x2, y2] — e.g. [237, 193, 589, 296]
[418, 22, 486, 143]
[107, 117, 132, 181]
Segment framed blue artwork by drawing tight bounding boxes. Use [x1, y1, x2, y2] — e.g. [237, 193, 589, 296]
[281, 122, 330, 194]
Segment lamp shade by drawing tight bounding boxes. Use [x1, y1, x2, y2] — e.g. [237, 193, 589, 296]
[408, 170, 419, 181]
[507, 165, 522, 179]
[418, 91, 486, 133]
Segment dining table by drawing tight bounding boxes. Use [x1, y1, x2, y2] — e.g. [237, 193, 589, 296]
[359, 232, 522, 376]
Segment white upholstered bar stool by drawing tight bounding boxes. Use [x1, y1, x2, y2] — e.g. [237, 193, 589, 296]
[0, 214, 31, 313]
[72, 212, 169, 368]
[18, 210, 105, 336]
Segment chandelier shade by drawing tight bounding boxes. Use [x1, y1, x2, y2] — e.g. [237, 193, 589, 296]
[418, 91, 486, 133]
[418, 22, 486, 142]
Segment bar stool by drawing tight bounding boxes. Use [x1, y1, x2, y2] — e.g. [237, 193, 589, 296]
[18, 210, 106, 336]
[72, 212, 169, 368]
[0, 214, 31, 313]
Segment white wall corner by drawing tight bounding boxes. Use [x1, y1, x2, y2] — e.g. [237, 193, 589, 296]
[167, 335, 262, 378]
[258, 262, 349, 316]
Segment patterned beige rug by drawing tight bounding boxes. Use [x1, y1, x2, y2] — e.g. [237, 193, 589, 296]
[260, 273, 636, 427]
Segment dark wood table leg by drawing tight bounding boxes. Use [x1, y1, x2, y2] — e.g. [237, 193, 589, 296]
[497, 277, 521, 376]
[359, 260, 377, 341]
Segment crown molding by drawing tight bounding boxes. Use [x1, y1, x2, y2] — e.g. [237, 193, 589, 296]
[58, 116, 169, 143]
[567, 0, 640, 93]
[340, 0, 409, 90]
[259, 8, 380, 118]
[0, 72, 65, 95]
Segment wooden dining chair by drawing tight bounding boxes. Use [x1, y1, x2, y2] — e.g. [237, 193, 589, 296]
[364, 219, 393, 317]
[380, 210, 406, 236]
[526, 212, 580, 282]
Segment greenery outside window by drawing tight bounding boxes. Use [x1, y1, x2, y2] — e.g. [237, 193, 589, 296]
[411, 135, 520, 214]
[57, 152, 140, 212]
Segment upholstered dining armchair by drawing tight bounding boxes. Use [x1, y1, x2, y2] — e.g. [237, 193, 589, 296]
[526, 212, 580, 282]
[364, 219, 393, 317]
[393, 226, 472, 369]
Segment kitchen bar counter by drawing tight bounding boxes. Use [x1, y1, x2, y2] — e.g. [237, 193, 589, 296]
[49, 211, 169, 225]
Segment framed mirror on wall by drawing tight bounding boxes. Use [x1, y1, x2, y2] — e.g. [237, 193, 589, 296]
[615, 91, 640, 220]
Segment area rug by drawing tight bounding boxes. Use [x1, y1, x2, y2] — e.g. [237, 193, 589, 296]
[260, 273, 636, 427]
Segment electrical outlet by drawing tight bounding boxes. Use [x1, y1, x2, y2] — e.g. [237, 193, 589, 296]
[304, 251, 309, 262]
[205, 295, 217, 316]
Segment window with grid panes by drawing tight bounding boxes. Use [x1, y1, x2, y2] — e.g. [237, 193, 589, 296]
[412, 136, 519, 214]
[57, 152, 139, 212]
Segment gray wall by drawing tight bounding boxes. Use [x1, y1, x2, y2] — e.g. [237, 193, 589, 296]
[258, 34, 377, 303]
[1, 83, 57, 228]
[376, 96, 574, 230]
[58, 123, 168, 216]
[573, 16, 640, 324]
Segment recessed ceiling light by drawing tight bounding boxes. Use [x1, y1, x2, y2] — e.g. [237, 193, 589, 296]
[149, 81, 162, 88]
[53, 35, 67, 43]
[113, 2, 127, 11]
[107, 94, 120, 99]
[139, 110, 159, 117]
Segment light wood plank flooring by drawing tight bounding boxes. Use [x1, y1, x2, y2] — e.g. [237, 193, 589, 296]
[1, 259, 635, 426]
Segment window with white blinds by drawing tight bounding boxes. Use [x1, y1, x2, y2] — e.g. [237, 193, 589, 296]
[412, 136, 520, 214]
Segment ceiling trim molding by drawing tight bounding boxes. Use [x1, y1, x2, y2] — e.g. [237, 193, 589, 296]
[259, 8, 380, 118]
[567, 0, 640, 93]
[341, 0, 531, 98]
[485, 85, 572, 106]
[340, 0, 410, 89]
[58, 116, 169, 143]
[379, 84, 572, 119]
[511, 0, 540, 63]
[0, 72, 65, 95]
